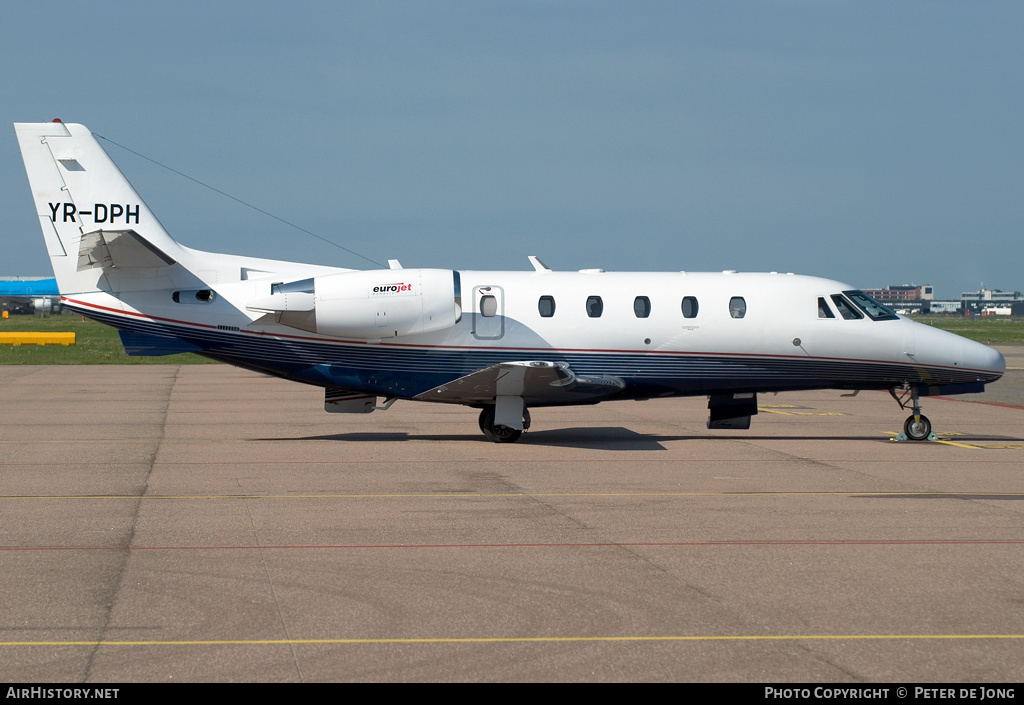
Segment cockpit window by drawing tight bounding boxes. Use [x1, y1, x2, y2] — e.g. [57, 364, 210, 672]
[830, 294, 863, 320]
[844, 290, 899, 321]
[818, 297, 835, 319]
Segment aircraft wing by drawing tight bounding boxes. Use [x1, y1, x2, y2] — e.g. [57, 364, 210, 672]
[415, 361, 625, 406]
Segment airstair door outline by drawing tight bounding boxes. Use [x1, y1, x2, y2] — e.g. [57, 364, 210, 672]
[472, 285, 504, 340]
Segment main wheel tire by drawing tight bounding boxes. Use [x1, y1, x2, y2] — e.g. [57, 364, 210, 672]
[478, 406, 524, 443]
[904, 414, 932, 441]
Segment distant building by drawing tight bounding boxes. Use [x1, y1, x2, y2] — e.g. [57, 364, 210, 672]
[928, 301, 961, 314]
[862, 284, 934, 302]
[960, 287, 1021, 304]
[959, 288, 1022, 314]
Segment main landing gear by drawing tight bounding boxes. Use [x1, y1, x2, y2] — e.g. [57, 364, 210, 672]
[889, 385, 935, 442]
[478, 405, 531, 443]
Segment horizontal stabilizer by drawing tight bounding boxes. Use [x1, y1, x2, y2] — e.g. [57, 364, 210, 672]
[416, 361, 624, 405]
[78, 229, 176, 271]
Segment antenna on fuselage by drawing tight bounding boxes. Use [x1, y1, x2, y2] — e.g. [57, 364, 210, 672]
[528, 256, 552, 272]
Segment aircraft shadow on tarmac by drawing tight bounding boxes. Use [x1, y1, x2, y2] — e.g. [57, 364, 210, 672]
[252, 427, 908, 451]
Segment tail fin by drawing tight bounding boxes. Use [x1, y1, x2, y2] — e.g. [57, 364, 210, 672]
[15, 121, 185, 295]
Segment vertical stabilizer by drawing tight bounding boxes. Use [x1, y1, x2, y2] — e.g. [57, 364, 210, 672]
[15, 121, 185, 295]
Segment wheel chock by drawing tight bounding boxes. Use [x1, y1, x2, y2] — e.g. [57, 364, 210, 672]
[891, 431, 939, 442]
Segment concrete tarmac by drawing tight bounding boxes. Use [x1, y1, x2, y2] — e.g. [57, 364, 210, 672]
[0, 349, 1022, 682]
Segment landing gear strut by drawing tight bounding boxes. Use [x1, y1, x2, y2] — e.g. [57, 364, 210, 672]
[478, 406, 531, 443]
[890, 385, 934, 442]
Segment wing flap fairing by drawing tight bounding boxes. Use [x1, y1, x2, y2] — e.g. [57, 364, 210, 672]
[415, 361, 625, 406]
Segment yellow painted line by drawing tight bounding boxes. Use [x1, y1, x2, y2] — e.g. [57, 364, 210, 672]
[1, 634, 1023, 647]
[758, 407, 845, 416]
[923, 436, 1024, 450]
[1, 491, 1023, 500]
[886, 431, 1024, 449]
[933, 440, 984, 449]
[0, 332, 75, 346]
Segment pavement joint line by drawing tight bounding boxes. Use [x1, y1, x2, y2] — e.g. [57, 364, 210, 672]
[1, 491, 1023, 500]
[3, 540, 1023, 552]
[1, 634, 1023, 647]
[6, 457, 1024, 466]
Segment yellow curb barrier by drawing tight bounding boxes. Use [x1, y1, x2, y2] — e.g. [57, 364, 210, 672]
[0, 332, 76, 346]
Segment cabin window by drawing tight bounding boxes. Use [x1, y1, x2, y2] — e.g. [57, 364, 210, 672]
[480, 294, 498, 317]
[633, 296, 651, 318]
[681, 296, 698, 319]
[586, 296, 603, 318]
[729, 297, 746, 319]
[831, 294, 863, 320]
[538, 295, 556, 318]
[818, 297, 835, 319]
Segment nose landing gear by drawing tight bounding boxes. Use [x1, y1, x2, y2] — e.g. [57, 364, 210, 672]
[903, 413, 932, 442]
[890, 386, 937, 442]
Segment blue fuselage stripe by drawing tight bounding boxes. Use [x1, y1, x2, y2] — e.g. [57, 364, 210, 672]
[71, 304, 995, 402]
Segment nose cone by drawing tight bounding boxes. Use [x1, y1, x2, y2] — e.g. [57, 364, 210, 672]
[963, 339, 1005, 382]
[911, 322, 1005, 384]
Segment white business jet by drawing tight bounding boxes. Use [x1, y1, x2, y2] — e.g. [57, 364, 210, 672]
[15, 121, 1005, 442]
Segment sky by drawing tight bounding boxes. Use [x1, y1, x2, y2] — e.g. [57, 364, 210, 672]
[1, 1, 1022, 299]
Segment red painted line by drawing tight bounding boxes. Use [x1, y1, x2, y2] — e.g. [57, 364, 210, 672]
[932, 396, 1024, 410]
[3, 540, 1023, 552]
[63, 298, 995, 374]
[64, 297, 219, 330]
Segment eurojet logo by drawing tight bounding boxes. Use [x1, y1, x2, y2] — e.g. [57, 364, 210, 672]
[371, 282, 413, 295]
[48, 202, 140, 224]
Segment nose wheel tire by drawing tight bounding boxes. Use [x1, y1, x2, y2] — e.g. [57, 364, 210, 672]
[904, 414, 932, 442]
[478, 406, 530, 443]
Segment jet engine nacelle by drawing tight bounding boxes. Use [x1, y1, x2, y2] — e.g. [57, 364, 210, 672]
[249, 269, 462, 340]
[31, 297, 58, 314]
